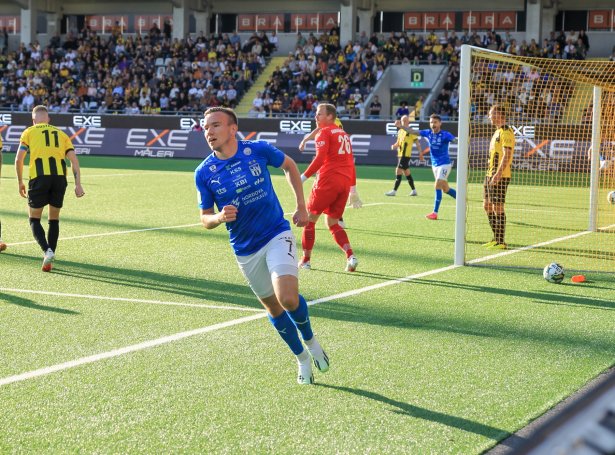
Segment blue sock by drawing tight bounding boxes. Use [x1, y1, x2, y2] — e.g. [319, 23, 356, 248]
[447, 188, 457, 199]
[267, 312, 304, 355]
[434, 189, 443, 213]
[286, 294, 314, 341]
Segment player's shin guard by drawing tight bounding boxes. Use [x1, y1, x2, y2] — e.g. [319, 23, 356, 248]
[267, 311, 304, 356]
[29, 218, 50, 252]
[301, 221, 316, 259]
[48, 220, 59, 252]
[406, 174, 415, 190]
[434, 189, 443, 213]
[394, 175, 402, 191]
[286, 294, 314, 341]
[447, 188, 457, 199]
[329, 223, 353, 258]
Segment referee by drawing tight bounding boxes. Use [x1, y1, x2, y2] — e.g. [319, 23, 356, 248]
[15, 105, 85, 271]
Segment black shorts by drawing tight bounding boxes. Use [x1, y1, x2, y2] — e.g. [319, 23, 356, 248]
[483, 176, 510, 205]
[28, 175, 68, 209]
[397, 156, 411, 170]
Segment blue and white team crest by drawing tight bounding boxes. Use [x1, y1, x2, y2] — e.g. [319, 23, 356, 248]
[209, 164, 217, 172]
[249, 163, 262, 177]
[243, 147, 252, 156]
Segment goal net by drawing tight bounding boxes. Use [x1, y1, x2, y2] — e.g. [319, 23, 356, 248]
[455, 46, 615, 273]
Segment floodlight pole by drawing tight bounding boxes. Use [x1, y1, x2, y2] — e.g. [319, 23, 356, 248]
[454, 45, 472, 266]
[588, 86, 601, 232]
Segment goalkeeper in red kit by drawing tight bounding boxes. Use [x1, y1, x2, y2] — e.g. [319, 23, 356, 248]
[299, 103, 359, 272]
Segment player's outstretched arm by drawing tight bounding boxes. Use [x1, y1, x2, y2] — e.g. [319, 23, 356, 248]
[298, 128, 320, 152]
[395, 120, 420, 136]
[280, 155, 308, 227]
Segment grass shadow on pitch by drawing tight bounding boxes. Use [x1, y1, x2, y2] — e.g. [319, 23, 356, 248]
[316, 384, 520, 444]
[347, 227, 455, 243]
[310, 280, 615, 352]
[0, 292, 79, 315]
[6, 253, 259, 310]
[409, 278, 615, 311]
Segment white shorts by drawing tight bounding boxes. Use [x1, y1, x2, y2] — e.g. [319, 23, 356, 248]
[432, 164, 452, 181]
[235, 230, 298, 299]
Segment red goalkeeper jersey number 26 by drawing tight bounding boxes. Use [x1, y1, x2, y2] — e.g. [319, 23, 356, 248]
[304, 124, 356, 186]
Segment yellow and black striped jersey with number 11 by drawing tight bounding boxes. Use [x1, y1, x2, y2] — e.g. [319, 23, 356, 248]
[19, 123, 75, 180]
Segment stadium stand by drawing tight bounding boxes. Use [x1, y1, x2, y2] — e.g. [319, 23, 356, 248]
[0, 25, 271, 114]
[0, 15, 602, 120]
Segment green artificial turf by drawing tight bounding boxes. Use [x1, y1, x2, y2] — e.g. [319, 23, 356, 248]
[0, 158, 613, 453]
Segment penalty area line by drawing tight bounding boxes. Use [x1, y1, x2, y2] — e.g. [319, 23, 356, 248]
[0, 287, 264, 313]
[5, 219, 608, 387]
[0, 263, 460, 387]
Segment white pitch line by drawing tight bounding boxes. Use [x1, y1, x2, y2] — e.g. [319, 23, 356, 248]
[1, 222, 611, 387]
[6, 223, 201, 247]
[468, 223, 615, 265]
[84, 172, 180, 178]
[0, 313, 267, 387]
[0, 288, 264, 313]
[0, 263, 460, 387]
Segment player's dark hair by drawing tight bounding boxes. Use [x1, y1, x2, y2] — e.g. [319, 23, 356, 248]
[204, 107, 239, 127]
[429, 113, 442, 121]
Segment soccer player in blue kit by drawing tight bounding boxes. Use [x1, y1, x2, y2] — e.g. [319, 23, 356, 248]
[195, 107, 329, 385]
[398, 113, 457, 220]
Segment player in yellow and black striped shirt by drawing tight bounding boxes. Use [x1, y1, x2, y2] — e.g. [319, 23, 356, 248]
[15, 105, 85, 271]
[483, 104, 514, 250]
[0, 131, 5, 252]
[385, 115, 421, 196]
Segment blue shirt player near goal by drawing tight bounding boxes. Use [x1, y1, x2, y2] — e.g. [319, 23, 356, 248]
[399, 113, 457, 220]
[194, 107, 329, 385]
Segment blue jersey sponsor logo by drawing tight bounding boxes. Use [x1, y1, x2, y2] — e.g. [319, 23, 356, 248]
[195, 140, 290, 256]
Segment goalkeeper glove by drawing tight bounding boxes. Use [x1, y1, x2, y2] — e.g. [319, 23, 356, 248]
[347, 186, 363, 208]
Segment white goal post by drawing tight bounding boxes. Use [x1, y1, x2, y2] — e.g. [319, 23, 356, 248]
[454, 45, 615, 273]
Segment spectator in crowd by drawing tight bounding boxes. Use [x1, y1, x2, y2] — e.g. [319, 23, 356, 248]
[395, 101, 410, 118]
[368, 95, 382, 119]
[0, 28, 8, 55]
[0, 28, 266, 113]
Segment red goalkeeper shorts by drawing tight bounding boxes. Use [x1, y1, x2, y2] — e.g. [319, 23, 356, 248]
[307, 178, 350, 219]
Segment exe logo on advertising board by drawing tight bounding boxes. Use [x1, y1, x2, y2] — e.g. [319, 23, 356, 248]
[0, 113, 12, 125]
[385, 121, 420, 136]
[126, 128, 191, 158]
[0, 124, 105, 154]
[179, 117, 204, 130]
[63, 126, 106, 155]
[72, 115, 102, 128]
[279, 120, 312, 134]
